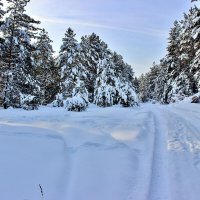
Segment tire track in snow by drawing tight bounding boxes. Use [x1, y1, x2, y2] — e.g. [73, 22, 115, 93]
[148, 109, 170, 200]
[126, 111, 156, 200]
[164, 109, 200, 168]
[163, 109, 200, 200]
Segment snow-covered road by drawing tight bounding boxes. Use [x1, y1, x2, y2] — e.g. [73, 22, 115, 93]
[0, 103, 200, 200]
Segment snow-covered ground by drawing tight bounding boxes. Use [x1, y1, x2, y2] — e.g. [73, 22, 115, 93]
[0, 102, 200, 200]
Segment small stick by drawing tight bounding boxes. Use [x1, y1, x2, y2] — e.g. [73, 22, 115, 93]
[39, 184, 44, 200]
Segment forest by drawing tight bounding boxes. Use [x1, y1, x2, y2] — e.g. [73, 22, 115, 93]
[0, 0, 199, 112]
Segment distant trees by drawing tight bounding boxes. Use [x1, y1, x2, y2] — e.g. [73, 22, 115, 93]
[139, 3, 200, 104]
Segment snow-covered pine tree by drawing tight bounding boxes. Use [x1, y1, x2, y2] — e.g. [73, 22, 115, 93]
[32, 28, 58, 105]
[0, 0, 5, 106]
[111, 52, 138, 107]
[66, 79, 88, 111]
[138, 74, 149, 102]
[144, 62, 161, 101]
[179, 8, 197, 93]
[94, 55, 117, 107]
[190, 6, 200, 91]
[133, 77, 139, 94]
[56, 28, 88, 111]
[58, 28, 79, 99]
[80, 33, 107, 102]
[94, 51, 138, 107]
[154, 59, 168, 102]
[139, 2, 200, 104]
[117, 80, 138, 107]
[162, 20, 184, 103]
[164, 8, 200, 104]
[0, 0, 40, 109]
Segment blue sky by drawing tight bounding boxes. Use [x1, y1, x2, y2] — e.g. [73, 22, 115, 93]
[24, 0, 195, 76]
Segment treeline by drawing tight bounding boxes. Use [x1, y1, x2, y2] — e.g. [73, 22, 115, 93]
[0, 0, 138, 111]
[138, 1, 200, 103]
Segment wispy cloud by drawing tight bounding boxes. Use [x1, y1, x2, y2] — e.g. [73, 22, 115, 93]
[33, 15, 168, 38]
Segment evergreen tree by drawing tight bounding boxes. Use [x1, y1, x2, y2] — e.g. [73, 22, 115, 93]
[56, 28, 88, 110]
[138, 74, 148, 102]
[154, 59, 168, 102]
[162, 20, 183, 103]
[133, 77, 139, 94]
[145, 62, 161, 101]
[0, 0, 5, 106]
[80, 33, 107, 102]
[190, 6, 200, 91]
[0, 0, 40, 109]
[94, 51, 138, 107]
[33, 29, 58, 105]
[163, 9, 198, 103]
[94, 56, 117, 107]
[141, 2, 200, 104]
[66, 79, 88, 111]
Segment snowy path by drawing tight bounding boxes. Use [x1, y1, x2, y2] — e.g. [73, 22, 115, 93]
[0, 103, 200, 200]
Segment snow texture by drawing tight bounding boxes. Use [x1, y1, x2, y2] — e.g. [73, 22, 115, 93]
[0, 102, 200, 200]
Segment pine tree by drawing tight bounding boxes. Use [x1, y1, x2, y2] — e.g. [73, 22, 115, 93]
[162, 20, 183, 103]
[33, 28, 58, 105]
[66, 79, 88, 111]
[80, 33, 107, 102]
[138, 74, 148, 102]
[145, 62, 162, 101]
[94, 51, 138, 107]
[166, 8, 198, 103]
[190, 6, 200, 91]
[56, 28, 88, 110]
[112, 52, 138, 106]
[0, 0, 40, 109]
[0, 0, 5, 106]
[133, 77, 139, 94]
[58, 28, 85, 99]
[154, 59, 168, 102]
[141, 3, 200, 104]
[94, 55, 117, 107]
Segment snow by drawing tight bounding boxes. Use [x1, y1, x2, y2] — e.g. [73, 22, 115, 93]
[0, 102, 200, 200]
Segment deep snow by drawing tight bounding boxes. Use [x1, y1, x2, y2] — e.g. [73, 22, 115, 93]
[0, 102, 200, 200]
